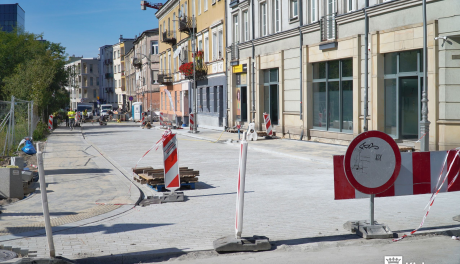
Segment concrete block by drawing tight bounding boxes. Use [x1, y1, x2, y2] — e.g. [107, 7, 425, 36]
[0, 168, 24, 199]
[344, 220, 394, 239]
[10, 157, 24, 171]
[213, 235, 271, 252]
[161, 192, 184, 203]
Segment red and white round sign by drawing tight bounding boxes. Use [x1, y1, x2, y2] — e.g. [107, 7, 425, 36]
[343, 131, 401, 195]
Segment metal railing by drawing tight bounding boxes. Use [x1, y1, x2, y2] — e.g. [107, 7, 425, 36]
[231, 42, 239, 61]
[179, 16, 196, 33]
[320, 14, 337, 42]
[161, 30, 177, 45]
[158, 71, 173, 85]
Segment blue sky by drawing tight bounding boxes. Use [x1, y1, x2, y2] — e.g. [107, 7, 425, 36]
[6, 0, 159, 58]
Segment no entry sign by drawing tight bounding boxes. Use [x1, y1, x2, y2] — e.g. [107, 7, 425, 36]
[344, 131, 401, 194]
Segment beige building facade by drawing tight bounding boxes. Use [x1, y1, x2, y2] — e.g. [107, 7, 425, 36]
[228, 0, 460, 150]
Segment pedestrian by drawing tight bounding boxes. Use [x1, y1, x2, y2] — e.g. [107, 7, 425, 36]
[65, 108, 69, 127]
[67, 108, 76, 130]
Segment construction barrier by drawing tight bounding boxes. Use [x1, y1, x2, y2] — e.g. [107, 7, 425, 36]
[263, 113, 273, 136]
[141, 112, 145, 125]
[160, 112, 164, 126]
[163, 132, 180, 191]
[235, 134, 248, 238]
[48, 115, 53, 130]
[334, 150, 460, 199]
[189, 113, 195, 130]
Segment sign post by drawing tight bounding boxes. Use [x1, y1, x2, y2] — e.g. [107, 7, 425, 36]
[343, 131, 401, 238]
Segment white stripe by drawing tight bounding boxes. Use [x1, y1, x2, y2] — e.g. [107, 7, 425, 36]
[164, 162, 179, 189]
[394, 152, 414, 196]
[430, 151, 448, 193]
[355, 190, 370, 199]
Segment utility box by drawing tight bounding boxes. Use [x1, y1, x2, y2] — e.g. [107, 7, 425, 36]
[0, 168, 24, 199]
[10, 157, 24, 171]
[132, 102, 143, 121]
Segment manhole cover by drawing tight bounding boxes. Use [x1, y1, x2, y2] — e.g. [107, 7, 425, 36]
[0, 249, 17, 261]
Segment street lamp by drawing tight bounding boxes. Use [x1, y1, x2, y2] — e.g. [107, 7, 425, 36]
[173, 16, 198, 133]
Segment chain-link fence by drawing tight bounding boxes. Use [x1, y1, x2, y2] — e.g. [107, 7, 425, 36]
[0, 96, 38, 156]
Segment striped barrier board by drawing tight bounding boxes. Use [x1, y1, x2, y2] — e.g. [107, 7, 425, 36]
[263, 113, 273, 136]
[163, 133, 180, 191]
[48, 115, 53, 130]
[189, 113, 194, 130]
[141, 112, 145, 125]
[334, 150, 460, 200]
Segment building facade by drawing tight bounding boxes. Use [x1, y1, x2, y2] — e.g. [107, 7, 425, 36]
[130, 29, 161, 112]
[65, 57, 100, 110]
[98, 45, 116, 108]
[113, 36, 134, 110]
[0, 3, 24, 32]
[227, 0, 460, 150]
[155, 0, 227, 129]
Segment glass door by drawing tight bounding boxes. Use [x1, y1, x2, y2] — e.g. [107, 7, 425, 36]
[400, 77, 419, 139]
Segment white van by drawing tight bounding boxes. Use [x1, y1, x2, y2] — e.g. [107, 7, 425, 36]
[100, 104, 112, 116]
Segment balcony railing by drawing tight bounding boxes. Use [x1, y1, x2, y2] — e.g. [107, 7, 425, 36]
[104, 59, 112, 65]
[231, 42, 239, 61]
[105, 73, 113, 79]
[132, 57, 142, 68]
[179, 16, 196, 34]
[320, 14, 337, 42]
[158, 71, 173, 85]
[162, 30, 176, 46]
[182, 63, 208, 81]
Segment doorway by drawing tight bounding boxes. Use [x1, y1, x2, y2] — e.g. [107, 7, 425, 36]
[263, 68, 279, 125]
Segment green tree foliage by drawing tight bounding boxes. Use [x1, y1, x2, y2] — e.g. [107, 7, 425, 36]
[0, 28, 70, 120]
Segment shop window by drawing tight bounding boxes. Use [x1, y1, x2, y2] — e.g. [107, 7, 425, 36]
[263, 68, 279, 125]
[312, 59, 353, 132]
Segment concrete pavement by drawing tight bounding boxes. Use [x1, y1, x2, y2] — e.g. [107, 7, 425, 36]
[1, 122, 459, 263]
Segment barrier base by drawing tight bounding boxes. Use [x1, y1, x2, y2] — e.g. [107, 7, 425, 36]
[453, 215, 460, 222]
[213, 235, 271, 252]
[161, 191, 185, 202]
[344, 220, 394, 239]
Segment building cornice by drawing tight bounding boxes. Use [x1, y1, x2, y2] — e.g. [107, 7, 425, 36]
[239, 27, 301, 49]
[155, 0, 179, 19]
[210, 19, 223, 29]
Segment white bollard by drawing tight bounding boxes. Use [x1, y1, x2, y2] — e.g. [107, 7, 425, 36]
[36, 143, 55, 258]
[235, 132, 248, 239]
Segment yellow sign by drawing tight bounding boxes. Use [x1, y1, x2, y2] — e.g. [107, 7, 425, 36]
[97, 96, 100, 100]
[233, 64, 243, 73]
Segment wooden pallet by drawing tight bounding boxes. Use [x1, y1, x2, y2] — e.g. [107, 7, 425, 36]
[132, 166, 199, 186]
[148, 182, 196, 192]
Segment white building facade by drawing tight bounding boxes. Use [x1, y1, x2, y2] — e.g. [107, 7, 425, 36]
[65, 57, 100, 110]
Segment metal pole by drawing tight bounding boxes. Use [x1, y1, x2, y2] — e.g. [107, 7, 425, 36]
[420, 0, 430, 151]
[28, 102, 30, 138]
[370, 194, 375, 225]
[363, 2, 369, 132]
[31, 101, 34, 137]
[193, 22, 198, 133]
[235, 132, 248, 239]
[10, 96, 15, 150]
[36, 143, 56, 258]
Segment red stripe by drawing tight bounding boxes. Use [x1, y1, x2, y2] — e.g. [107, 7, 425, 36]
[376, 185, 395, 197]
[167, 175, 180, 188]
[162, 133, 175, 148]
[333, 155, 355, 200]
[447, 150, 460, 192]
[266, 120, 271, 128]
[164, 148, 177, 173]
[412, 152, 432, 194]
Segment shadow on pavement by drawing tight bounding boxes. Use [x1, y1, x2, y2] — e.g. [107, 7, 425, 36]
[394, 223, 460, 234]
[75, 247, 186, 264]
[58, 223, 173, 235]
[45, 169, 112, 175]
[194, 182, 216, 190]
[0, 212, 77, 217]
[187, 191, 254, 198]
[272, 233, 361, 248]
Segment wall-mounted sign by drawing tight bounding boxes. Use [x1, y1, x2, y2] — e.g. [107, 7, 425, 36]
[233, 64, 247, 73]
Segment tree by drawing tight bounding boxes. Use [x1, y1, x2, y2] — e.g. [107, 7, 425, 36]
[0, 28, 70, 119]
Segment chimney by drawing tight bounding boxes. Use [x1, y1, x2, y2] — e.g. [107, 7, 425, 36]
[119, 35, 123, 43]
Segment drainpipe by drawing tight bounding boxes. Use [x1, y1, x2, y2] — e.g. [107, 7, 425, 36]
[363, 0, 369, 132]
[299, 0, 303, 120]
[224, 0, 228, 128]
[251, 0, 255, 123]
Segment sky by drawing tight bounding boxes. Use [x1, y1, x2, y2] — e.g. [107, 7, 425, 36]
[4, 0, 160, 58]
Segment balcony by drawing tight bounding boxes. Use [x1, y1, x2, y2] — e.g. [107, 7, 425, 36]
[320, 14, 337, 42]
[121, 71, 125, 77]
[105, 73, 113, 79]
[158, 71, 173, 85]
[105, 87, 113, 94]
[179, 16, 196, 34]
[162, 30, 176, 46]
[132, 57, 142, 68]
[104, 59, 112, 65]
[229, 0, 239, 8]
[180, 62, 208, 81]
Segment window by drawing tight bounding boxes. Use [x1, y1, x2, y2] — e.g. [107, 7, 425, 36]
[311, 0, 317, 22]
[312, 59, 353, 132]
[152, 70, 158, 83]
[233, 15, 239, 43]
[160, 93, 163, 110]
[243, 11, 249, 42]
[93, 89, 97, 98]
[90, 77, 93, 86]
[327, 0, 336, 15]
[290, 0, 298, 19]
[90, 64, 93, 73]
[192, 0, 195, 16]
[118, 65, 121, 73]
[205, 36, 209, 62]
[173, 13, 176, 37]
[175, 91, 177, 111]
[96, 77, 99, 86]
[218, 30, 223, 59]
[204, 0, 208, 11]
[347, 0, 355, 12]
[198, 39, 203, 51]
[180, 4, 184, 17]
[198, 0, 201, 14]
[212, 32, 217, 60]
[180, 91, 183, 112]
[263, 69, 279, 125]
[168, 53, 171, 73]
[260, 3, 267, 36]
[274, 0, 280, 32]
[185, 2, 188, 17]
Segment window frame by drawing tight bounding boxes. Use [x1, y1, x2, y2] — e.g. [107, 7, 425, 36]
[290, 0, 298, 21]
[260, 2, 267, 37]
[242, 10, 249, 42]
[310, 0, 317, 23]
[273, 0, 281, 33]
[233, 14, 239, 44]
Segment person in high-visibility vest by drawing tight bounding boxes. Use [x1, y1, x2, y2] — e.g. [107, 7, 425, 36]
[68, 108, 76, 130]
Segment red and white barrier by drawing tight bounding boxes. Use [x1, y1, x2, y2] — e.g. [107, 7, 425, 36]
[189, 113, 194, 130]
[160, 112, 164, 126]
[235, 133, 248, 239]
[263, 113, 273, 136]
[75, 112, 80, 124]
[48, 115, 53, 130]
[141, 112, 145, 125]
[163, 132, 180, 191]
[334, 150, 460, 200]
